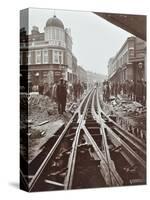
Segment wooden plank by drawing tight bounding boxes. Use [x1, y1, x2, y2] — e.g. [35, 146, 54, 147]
[38, 120, 50, 126]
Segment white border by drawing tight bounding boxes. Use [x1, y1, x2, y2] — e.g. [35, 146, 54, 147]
[0, 0, 149, 200]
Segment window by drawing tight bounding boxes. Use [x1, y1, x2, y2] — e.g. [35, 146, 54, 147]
[55, 29, 57, 40]
[67, 53, 72, 68]
[61, 30, 63, 41]
[52, 29, 55, 40]
[123, 54, 126, 64]
[62, 31, 65, 41]
[35, 50, 41, 64]
[28, 51, 32, 65]
[125, 52, 128, 63]
[43, 49, 48, 64]
[58, 30, 64, 41]
[43, 71, 47, 78]
[53, 50, 63, 64]
[56, 29, 59, 40]
[59, 29, 61, 40]
[50, 29, 53, 40]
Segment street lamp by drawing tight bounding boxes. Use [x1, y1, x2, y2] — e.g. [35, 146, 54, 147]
[35, 72, 40, 86]
[138, 62, 143, 69]
[35, 72, 39, 77]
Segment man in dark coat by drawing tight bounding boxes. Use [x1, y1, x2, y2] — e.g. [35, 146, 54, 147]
[56, 78, 67, 114]
[39, 82, 44, 95]
[135, 80, 143, 103]
[73, 80, 78, 102]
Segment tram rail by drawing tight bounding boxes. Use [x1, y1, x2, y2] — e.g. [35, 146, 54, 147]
[22, 87, 146, 192]
[93, 89, 146, 180]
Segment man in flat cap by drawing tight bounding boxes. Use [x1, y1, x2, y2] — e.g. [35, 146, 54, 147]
[56, 78, 67, 114]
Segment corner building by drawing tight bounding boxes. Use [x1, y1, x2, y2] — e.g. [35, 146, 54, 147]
[20, 15, 77, 86]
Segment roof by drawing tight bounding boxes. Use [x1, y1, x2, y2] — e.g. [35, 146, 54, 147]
[46, 15, 64, 29]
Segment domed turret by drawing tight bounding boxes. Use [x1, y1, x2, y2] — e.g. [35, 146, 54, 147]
[46, 15, 64, 29]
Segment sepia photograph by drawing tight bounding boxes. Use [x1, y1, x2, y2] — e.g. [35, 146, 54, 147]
[20, 8, 146, 192]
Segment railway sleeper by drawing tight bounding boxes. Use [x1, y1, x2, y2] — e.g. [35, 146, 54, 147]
[85, 121, 100, 127]
[86, 117, 94, 121]
[72, 148, 106, 188]
[87, 127, 101, 135]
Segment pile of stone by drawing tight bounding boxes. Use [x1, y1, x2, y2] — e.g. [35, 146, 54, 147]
[110, 95, 146, 117]
[28, 93, 57, 116]
[101, 95, 146, 141]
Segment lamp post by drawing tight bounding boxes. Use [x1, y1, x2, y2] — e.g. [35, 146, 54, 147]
[138, 62, 145, 104]
[138, 62, 143, 81]
[35, 72, 39, 85]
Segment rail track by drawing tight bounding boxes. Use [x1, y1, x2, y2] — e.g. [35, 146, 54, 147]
[21, 87, 146, 192]
[92, 89, 146, 184]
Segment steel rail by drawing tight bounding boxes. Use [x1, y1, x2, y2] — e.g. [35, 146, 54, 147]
[65, 88, 123, 188]
[91, 89, 113, 184]
[96, 89, 113, 178]
[109, 124, 145, 157]
[103, 122, 146, 179]
[64, 89, 94, 189]
[97, 90, 146, 158]
[91, 89, 123, 186]
[103, 123, 146, 166]
[112, 122, 145, 150]
[28, 87, 146, 191]
[99, 92, 146, 151]
[28, 88, 93, 192]
[82, 125, 123, 186]
[96, 89, 146, 179]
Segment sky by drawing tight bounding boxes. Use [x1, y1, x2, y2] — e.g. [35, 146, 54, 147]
[21, 8, 133, 75]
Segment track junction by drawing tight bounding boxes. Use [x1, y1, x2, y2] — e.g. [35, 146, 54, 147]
[20, 87, 146, 192]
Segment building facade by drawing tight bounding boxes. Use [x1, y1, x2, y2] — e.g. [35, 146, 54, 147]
[107, 36, 146, 84]
[76, 65, 87, 83]
[20, 15, 78, 86]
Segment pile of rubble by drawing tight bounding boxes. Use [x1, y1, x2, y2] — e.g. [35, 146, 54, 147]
[110, 95, 146, 117]
[20, 92, 83, 162]
[20, 93, 65, 162]
[28, 93, 57, 117]
[101, 95, 146, 137]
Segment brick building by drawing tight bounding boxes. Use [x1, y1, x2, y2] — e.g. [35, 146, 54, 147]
[107, 36, 146, 84]
[76, 65, 87, 83]
[20, 15, 78, 87]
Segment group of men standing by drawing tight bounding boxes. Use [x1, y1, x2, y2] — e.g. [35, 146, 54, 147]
[103, 79, 146, 105]
[37, 79, 85, 115]
[56, 79, 85, 114]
